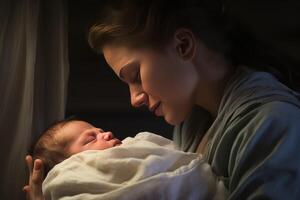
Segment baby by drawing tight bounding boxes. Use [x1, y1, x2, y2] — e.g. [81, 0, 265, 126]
[32, 119, 123, 175]
[32, 119, 227, 200]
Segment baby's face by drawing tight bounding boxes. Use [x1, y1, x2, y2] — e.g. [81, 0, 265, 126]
[60, 120, 122, 155]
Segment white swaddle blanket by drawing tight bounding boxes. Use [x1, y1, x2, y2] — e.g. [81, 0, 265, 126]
[43, 132, 227, 200]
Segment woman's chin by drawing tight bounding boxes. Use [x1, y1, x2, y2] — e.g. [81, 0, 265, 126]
[164, 114, 184, 126]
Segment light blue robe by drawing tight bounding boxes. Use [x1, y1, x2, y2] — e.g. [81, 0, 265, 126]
[174, 66, 300, 199]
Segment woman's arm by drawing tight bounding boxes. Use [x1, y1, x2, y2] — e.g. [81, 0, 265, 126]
[226, 102, 300, 199]
[23, 155, 45, 200]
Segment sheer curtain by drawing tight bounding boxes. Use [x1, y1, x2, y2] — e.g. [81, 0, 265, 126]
[0, 0, 69, 199]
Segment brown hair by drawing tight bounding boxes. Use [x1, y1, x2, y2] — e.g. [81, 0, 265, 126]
[88, 0, 231, 55]
[31, 119, 75, 176]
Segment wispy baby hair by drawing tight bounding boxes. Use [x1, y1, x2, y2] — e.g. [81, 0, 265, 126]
[31, 118, 76, 176]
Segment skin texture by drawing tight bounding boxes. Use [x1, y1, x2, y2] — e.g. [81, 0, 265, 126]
[103, 44, 198, 125]
[103, 29, 232, 125]
[61, 121, 122, 155]
[23, 156, 44, 200]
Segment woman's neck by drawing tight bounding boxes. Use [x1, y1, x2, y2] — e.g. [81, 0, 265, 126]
[193, 47, 235, 117]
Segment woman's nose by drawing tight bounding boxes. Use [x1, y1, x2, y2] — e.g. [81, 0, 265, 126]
[129, 85, 148, 107]
[131, 92, 148, 107]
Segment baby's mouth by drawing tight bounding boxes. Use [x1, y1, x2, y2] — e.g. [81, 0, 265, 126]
[113, 139, 122, 146]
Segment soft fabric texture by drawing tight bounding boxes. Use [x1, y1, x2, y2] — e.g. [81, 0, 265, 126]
[43, 132, 227, 200]
[174, 66, 300, 199]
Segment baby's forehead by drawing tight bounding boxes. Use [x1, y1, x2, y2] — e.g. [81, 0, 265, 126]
[66, 120, 94, 130]
[58, 121, 95, 139]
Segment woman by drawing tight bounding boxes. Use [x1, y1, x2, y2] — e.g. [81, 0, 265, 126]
[24, 0, 300, 199]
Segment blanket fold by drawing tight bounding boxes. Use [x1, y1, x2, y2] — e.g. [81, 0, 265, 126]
[43, 132, 226, 200]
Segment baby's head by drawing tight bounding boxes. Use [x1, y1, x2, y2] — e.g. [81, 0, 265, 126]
[32, 119, 122, 175]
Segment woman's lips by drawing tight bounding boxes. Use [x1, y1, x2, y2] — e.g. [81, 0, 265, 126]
[150, 102, 163, 116]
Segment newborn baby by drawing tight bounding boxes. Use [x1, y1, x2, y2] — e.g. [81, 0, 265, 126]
[32, 119, 227, 200]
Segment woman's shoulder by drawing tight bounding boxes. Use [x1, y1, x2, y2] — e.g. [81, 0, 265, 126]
[220, 66, 300, 117]
[206, 96, 300, 190]
[206, 69, 300, 170]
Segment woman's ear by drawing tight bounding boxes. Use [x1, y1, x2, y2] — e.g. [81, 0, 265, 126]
[173, 28, 196, 60]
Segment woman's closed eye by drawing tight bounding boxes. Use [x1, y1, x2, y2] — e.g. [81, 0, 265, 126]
[135, 71, 141, 83]
[120, 63, 141, 84]
[128, 68, 141, 84]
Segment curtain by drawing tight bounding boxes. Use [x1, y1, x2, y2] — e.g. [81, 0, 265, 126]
[0, 0, 69, 199]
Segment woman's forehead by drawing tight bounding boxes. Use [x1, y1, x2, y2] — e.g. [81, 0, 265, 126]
[103, 45, 140, 73]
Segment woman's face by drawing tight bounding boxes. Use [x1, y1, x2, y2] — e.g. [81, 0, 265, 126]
[103, 44, 199, 125]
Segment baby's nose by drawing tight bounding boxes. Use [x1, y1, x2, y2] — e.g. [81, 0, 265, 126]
[102, 131, 113, 140]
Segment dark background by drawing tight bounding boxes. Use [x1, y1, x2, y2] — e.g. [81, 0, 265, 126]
[66, 0, 173, 140]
